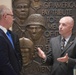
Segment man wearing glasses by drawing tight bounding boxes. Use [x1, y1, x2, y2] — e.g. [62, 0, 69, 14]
[0, 5, 22, 75]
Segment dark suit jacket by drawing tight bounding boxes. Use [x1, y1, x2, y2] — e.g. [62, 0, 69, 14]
[46, 34, 76, 75]
[0, 29, 22, 75]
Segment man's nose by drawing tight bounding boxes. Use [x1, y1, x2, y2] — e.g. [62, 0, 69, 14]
[32, 28, 36, 33]
[59, 24, 62, 29]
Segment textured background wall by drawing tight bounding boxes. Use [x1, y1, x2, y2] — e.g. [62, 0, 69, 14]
[0, 0, 12, 30]
[0, 0, 12, 9]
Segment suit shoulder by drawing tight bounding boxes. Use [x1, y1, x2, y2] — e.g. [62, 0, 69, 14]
[51, 35, 60, 41]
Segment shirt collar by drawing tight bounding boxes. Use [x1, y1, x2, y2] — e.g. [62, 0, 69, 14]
[61, 34, 71, 42]
[65, 35, 71, 42]
[0, 25, 7, 34]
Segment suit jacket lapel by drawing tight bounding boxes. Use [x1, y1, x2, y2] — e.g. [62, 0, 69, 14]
[0, 29, 13, 49]
[0, 29, 20, 65]
[55, 35, 62, 57]
[7, 30, 15, 46]
[61, 34, 75, 55]
[0, 29, 11, 44]
[8, 30, 21, 59]
[0, 29, 7, 37]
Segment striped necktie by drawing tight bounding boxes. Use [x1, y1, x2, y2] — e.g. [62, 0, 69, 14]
[61, 38, 66, 50]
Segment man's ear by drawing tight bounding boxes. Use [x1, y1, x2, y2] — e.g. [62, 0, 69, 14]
[3, 13, 7, 19]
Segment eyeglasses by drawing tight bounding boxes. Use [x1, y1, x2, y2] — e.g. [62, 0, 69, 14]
[7, 14, 14, 17]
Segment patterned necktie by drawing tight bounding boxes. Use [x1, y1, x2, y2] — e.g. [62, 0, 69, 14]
[61, 38, 66, 50]
[6, 31, 14, 48]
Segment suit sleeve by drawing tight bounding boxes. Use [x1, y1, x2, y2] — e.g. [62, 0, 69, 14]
[67, 44, 76, 68]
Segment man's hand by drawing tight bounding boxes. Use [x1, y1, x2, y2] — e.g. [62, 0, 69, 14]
[37, 47, 46, 59]
[57, 53, 69, 63]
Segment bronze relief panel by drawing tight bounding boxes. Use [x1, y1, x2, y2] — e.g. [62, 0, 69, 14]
[12, 0, 76, 75]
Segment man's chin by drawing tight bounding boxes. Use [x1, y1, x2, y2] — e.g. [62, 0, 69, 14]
[59, 32, 63, 35]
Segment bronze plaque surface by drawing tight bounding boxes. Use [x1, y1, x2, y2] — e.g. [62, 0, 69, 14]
[12, 0, 76, 75]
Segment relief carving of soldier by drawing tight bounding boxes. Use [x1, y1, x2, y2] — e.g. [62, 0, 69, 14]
[19, 37, 35, 75]
[25, 14, 47, 63]
[19, 37, 50, 75]
[26, 14, 46, 46]
[12, 0, 31, 38]
[19, 37, 34, 66]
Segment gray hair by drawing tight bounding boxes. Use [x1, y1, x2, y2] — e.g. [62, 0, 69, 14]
[0, 5, 10, 19]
